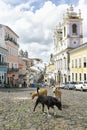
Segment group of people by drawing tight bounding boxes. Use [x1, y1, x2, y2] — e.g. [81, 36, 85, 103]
[19, 81, 27, 88]
[0, 79, 27, 88]
[0, 80, 2, 87]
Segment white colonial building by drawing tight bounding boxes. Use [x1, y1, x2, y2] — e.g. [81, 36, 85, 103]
[53, 5, 83, 84]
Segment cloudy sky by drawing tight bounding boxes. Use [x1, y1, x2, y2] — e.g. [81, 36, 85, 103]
[0, 0, 87, 62]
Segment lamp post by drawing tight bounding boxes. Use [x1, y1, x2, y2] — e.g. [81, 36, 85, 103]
[58, 71, 61, 87]
[54, 72, 56, 85]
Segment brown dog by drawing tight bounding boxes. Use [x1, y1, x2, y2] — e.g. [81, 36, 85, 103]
[32, 88, 47, 99]
[52, 85, 62, 101]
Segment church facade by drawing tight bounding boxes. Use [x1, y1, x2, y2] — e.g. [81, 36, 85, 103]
[53, 5, 83, 84]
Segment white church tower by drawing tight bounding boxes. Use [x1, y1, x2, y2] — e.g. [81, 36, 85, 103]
[54, 5, 83, 84]
[62, 5, 83, 49]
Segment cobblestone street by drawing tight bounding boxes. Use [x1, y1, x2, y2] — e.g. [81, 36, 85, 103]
[0, 87, 87, 130]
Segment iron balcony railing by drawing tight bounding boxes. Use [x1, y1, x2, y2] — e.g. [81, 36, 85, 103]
[5, 37, 19, 46]
[0, 62, 8, 66]
[7, 68, 19, 72]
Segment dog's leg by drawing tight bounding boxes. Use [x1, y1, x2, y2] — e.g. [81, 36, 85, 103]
[50, 106, 56, 116]
[51, 107, 55, 115]
[47, 108, 49, 115]
[47, 109, 51, 117]
[42, 104, 45, 112]
[33, 100, 38, 111]
[53, 107, 56, 116]
[42, 104, 46, 115]
[47, 106, 51, 116]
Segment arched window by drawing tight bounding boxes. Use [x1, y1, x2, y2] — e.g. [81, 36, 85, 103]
[72, 24, 77, 34]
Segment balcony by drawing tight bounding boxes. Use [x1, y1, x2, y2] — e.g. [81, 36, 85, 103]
[0, 62, 8, 66]
[7, 68, 19, 72]
[5, 37, 19, 46]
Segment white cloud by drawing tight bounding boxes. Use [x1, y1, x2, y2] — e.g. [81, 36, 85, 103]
[0, 0, 87, 62]
[3, 0, 36, 6]
[78, 0, 87, 5]
[19, 42, 53, 61]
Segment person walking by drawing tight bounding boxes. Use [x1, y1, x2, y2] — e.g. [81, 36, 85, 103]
[0, 80, 2, 88]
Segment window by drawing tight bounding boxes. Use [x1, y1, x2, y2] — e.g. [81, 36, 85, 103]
[64, 58, 66, 69]
[8, 34, 9, 38]
[79, 58, 81, 68]
[15, 64, 17, 68]
[75, 59, 77, 68]
[79, 73, 81, 81]
[72, 73, 74, 81]
[12, 63, 13, 68]
[72, 60, 74, 68]
[8, 63, 9, 68]
[72, 24, 77, 34]
[2, 57, 4, 63]
[84, 73, 86, 81]
[83, 57, 86, 67]
[74, 41, 76, 44]
[2, 75, 3, 79]
[76, 73, 77, 81]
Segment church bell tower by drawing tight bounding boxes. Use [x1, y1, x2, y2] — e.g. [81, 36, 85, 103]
[62, 5, 83, 49]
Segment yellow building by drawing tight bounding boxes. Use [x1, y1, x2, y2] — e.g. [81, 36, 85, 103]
[69, 42, 87, 82]
[44, 63, 55, 82]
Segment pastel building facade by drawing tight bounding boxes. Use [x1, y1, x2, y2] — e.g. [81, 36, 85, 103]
[69, 43, 87, 82]
[0, 47, 8, 86]
[53, 5, 83, 84]
[0, 24, 19, 85]
[44, 63, 55, 83]
[0, 24, 8, 85]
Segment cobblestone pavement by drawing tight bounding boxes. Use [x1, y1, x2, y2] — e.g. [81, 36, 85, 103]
[0, 87, 87, 130]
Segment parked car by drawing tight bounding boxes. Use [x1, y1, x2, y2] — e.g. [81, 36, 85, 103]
[30, 83, 44, 88]
[44, 81, 49, 86]
[74, 81, 87, 91]
[64, 82, 70, 89]
[68, 82, 76, 90]
[64, 82, 76, 90]
[60, 83, 65, 89]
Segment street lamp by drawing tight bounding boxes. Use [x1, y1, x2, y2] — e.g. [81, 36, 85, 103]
[58, 71, 61, 87]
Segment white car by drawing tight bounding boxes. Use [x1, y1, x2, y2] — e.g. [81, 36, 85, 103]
[75, 81, 87, 91]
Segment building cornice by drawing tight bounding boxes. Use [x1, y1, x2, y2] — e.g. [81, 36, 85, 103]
[54, 47, 73, 57]
[69, 42, 87, 54]
[0, 46, 8, 51]
[0, 24, 19, 38]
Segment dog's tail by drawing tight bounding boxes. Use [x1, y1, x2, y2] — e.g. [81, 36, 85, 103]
[37, 86, 40, 96]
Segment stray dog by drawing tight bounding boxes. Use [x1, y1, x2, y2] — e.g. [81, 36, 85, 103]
[52, 85, 62, 101]
[33, 87, 62, 115]
[32, 88, 47, 99]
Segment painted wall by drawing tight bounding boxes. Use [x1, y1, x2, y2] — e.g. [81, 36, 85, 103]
[70, 44, 87, 81]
